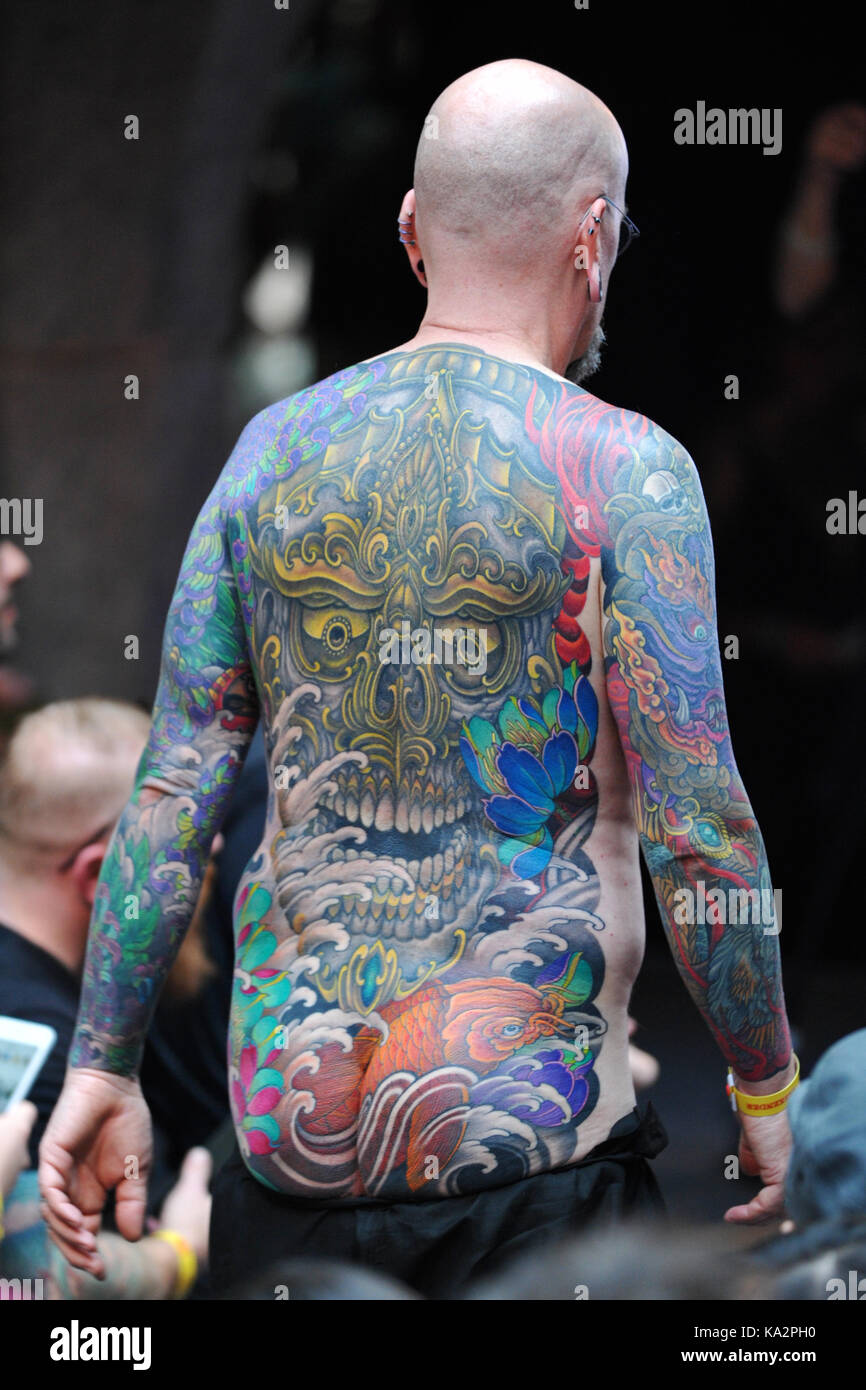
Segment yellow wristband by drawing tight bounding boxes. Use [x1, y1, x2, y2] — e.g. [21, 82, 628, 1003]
[726, 1054, 800, 1116]
[152, 1228, 198, 1298]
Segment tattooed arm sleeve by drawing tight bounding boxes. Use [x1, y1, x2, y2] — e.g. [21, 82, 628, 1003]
[69, 442, 260, 1077]
[598, 420, 792, 1081]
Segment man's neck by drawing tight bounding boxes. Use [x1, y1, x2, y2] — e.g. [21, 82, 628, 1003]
[384, 320, 572, 386]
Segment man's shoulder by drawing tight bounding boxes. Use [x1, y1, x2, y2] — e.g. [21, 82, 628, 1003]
[539, 385, 703, 553]
[555, 382, 693, 469]
[218, 360, 388, 503]
[245, 357, 389, 435]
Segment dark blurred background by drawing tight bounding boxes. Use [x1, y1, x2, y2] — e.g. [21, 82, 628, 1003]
[2, 0, 864, 1224]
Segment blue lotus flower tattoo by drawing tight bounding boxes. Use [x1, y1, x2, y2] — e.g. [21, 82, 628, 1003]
[459, 660, 599, 878]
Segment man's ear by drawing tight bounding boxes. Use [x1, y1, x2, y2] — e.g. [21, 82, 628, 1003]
[398, 189, 427, 288]
[573, 195, 608, 302]
[70, 842, 107, 908]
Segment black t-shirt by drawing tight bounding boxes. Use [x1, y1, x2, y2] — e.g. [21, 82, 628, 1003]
[0, 923, 79, 1168]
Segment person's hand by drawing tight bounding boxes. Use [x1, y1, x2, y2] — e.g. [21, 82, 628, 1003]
[38, 1067, 152, 1279]
[723, 1108, 792, 1224]
[155, 1146, 212, 1267]
[806, 102, 866, 176]
[0, 1099, 38, 1198]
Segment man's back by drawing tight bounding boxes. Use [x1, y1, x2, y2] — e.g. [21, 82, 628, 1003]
[224, 344, 647, 1199]
[41, 64, 795, 1296]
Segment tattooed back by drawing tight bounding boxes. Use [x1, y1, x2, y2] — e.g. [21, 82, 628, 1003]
[224, 343, 651, 1199]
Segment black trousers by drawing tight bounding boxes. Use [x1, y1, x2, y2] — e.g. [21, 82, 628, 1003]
[210, 1103, 668, 1299]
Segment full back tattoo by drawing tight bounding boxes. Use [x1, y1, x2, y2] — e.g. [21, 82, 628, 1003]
[71, 345, 791, 1199]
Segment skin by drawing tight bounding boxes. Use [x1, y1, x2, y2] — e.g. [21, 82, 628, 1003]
[0, 541, 33, 710]
[40, 60, 795, 1273]
[0, 1101, 37, 1198]
[403, 60, 625, 380]
[2, 1146, 211, 1299]
[0, 542, 30, 655]
[0, 713, 212, 1283]
[0, 818, 109, 976]
[46, 1147, 211, 1299]
[774, 101, 866, 319]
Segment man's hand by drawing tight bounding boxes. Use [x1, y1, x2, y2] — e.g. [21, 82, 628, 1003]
[723, 1108, 793, 1224]
[38, 1068, 152, 1279]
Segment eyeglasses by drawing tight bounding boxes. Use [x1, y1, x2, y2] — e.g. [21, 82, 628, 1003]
[579, 194, 640, 261]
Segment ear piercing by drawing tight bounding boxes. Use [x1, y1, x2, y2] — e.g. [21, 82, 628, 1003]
[578, 212, 604, 297]
[398, 214, 416, 246]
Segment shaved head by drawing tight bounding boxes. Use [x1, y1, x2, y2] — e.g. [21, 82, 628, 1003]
[414, 59, 626, 271]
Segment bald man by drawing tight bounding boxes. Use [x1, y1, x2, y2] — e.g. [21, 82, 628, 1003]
[41, 61, 796, 1299]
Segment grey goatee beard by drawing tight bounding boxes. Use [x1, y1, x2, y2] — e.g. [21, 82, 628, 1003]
[565, 321, 606, 384]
